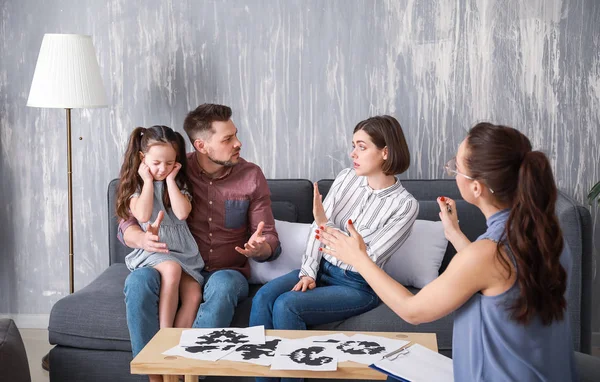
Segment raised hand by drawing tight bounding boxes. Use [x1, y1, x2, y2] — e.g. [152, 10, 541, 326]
[235, 221, 268, 258]
[313, 182, 327, 226]
[138, 162, 154, 183]
[291, 276, 316, 292]
[141, 211, 168, 253]
[166, 162, 182, 182]
[437, 196, 460, 241]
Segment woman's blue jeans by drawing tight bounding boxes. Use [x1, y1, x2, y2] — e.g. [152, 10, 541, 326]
[249, 258, 380, 382]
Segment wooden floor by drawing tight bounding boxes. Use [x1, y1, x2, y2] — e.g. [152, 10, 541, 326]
[20, 329, 53, 382]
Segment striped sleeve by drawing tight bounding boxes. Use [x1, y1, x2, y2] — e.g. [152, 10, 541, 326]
[299, 168, 352, 280]
[363, 196, 419, 268]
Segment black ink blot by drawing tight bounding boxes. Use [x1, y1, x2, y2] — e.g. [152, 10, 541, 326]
[234, 339, 281, 360]
[285, 346, 333, 366]
[336, 341, 385, 355]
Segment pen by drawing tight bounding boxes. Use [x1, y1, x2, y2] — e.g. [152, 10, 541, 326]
[440, 196, 452, 214]
[382, 341, 414, 360]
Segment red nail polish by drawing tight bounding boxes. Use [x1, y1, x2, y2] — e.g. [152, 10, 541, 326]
[319, 247, 323, 251]
[348, 219, 353, 224]
[440, 196, 446, 202]
[319, 226, 325, 230]
[315, 229, 320, 234]
[315, 235, 320, 240]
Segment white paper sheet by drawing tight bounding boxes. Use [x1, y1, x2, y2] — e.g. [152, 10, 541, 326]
[163, 326, 266, 362]
[178, 326, 265, 347]
[220, 336, 284, 366]
[162, 342, 238, 362]
[299, 333, 352, 344]
[299, 333, 409, 364]
[371, 343, 454, 382]
[337, 334, 409, 365]
[271, 339, 338, 371]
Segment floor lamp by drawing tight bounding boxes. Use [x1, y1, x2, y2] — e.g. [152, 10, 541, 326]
[27, 33, 108, 370]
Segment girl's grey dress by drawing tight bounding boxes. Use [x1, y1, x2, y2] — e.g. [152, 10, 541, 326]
[125, 181, 205, 287]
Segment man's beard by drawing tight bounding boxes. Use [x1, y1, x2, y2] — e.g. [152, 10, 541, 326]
[207, 151, 239, 167]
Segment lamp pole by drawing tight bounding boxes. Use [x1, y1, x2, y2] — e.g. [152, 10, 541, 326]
[66, 108, 74, 294]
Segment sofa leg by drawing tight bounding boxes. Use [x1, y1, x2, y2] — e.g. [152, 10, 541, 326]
[42, 353, 50, 371]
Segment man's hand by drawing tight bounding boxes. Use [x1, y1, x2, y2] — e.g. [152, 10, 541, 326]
[292, 276, 316, 292]
[313, 182, 327, 226]
[141, 211, 168, 253]
[235, 221, 269, 258]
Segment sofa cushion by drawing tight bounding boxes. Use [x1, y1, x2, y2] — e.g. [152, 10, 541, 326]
[0, 318, 31, 382]
[249, 220, 311, 284]
[271, 201, 298, 222]
[49, 264, 132, 351]
[384, 220, 448, 288]
[266, 179, 314, 224]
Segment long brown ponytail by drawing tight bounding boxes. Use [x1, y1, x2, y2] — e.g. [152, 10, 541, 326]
[465, 123, 566, 325]
[116, 125, 190, 220]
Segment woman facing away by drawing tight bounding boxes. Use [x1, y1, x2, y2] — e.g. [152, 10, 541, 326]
[115, 125, 205, 334]
[249, 115, 419, 382]
[318, 122, 577, 381]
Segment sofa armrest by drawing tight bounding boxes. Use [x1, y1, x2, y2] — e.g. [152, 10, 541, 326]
[556, 190, 593, 354]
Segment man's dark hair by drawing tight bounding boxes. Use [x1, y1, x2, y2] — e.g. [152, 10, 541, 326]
[183, 103, 232, 143]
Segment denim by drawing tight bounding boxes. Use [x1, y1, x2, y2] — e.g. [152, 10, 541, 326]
[124, 267, 249, 357]
[193, 269, 249, 328]
[249, 258, 380, 382]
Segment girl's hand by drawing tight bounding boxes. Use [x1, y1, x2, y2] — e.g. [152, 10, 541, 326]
[291, 276, 316, 292]
[318, 220, 368, 267]
[167, 162, 182, 182]
[312, 182, 327, 226]
[437, 196, 460, 241]
[138, 162, 154, 183]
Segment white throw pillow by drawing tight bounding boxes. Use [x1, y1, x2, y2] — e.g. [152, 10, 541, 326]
[383, 220, 448, 289]
[249, 219, 312, 284]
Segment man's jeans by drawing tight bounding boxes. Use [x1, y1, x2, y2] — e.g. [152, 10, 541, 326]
[249, 258, 380, 382]
[124, 267, 249, 357]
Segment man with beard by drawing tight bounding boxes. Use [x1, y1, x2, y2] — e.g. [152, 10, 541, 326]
[119, 104, 281, 380]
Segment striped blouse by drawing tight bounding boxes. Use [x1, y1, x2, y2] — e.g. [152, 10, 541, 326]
[299, 168, 419, 280]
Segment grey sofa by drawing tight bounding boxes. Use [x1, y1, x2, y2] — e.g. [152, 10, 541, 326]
[47, 178, 594, 381]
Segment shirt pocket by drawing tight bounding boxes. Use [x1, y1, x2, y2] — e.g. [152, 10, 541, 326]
[225, 199, 250, 229]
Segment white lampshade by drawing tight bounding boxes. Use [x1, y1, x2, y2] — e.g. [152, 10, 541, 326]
[27, 34, 108, 109]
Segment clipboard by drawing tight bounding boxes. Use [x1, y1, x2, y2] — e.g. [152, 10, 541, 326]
[369, 363, 411, 381]
[368, 343, 454, 382]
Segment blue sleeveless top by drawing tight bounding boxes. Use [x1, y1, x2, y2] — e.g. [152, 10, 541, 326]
[452, 209, 577, 381]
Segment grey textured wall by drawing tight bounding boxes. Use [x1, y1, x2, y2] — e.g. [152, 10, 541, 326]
[1, 0, 599, 331]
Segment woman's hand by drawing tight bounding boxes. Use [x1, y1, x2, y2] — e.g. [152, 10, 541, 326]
[318, 220, 369, 267]
[437, 196, 461, 241]
[312, 182, 327, 226]
[292, 276, 316, 292]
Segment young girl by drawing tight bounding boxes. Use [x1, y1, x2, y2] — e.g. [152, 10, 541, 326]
[319, 122, 577, 381]
[116, 125, 205, 330]
[249, 115, 419, 382]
